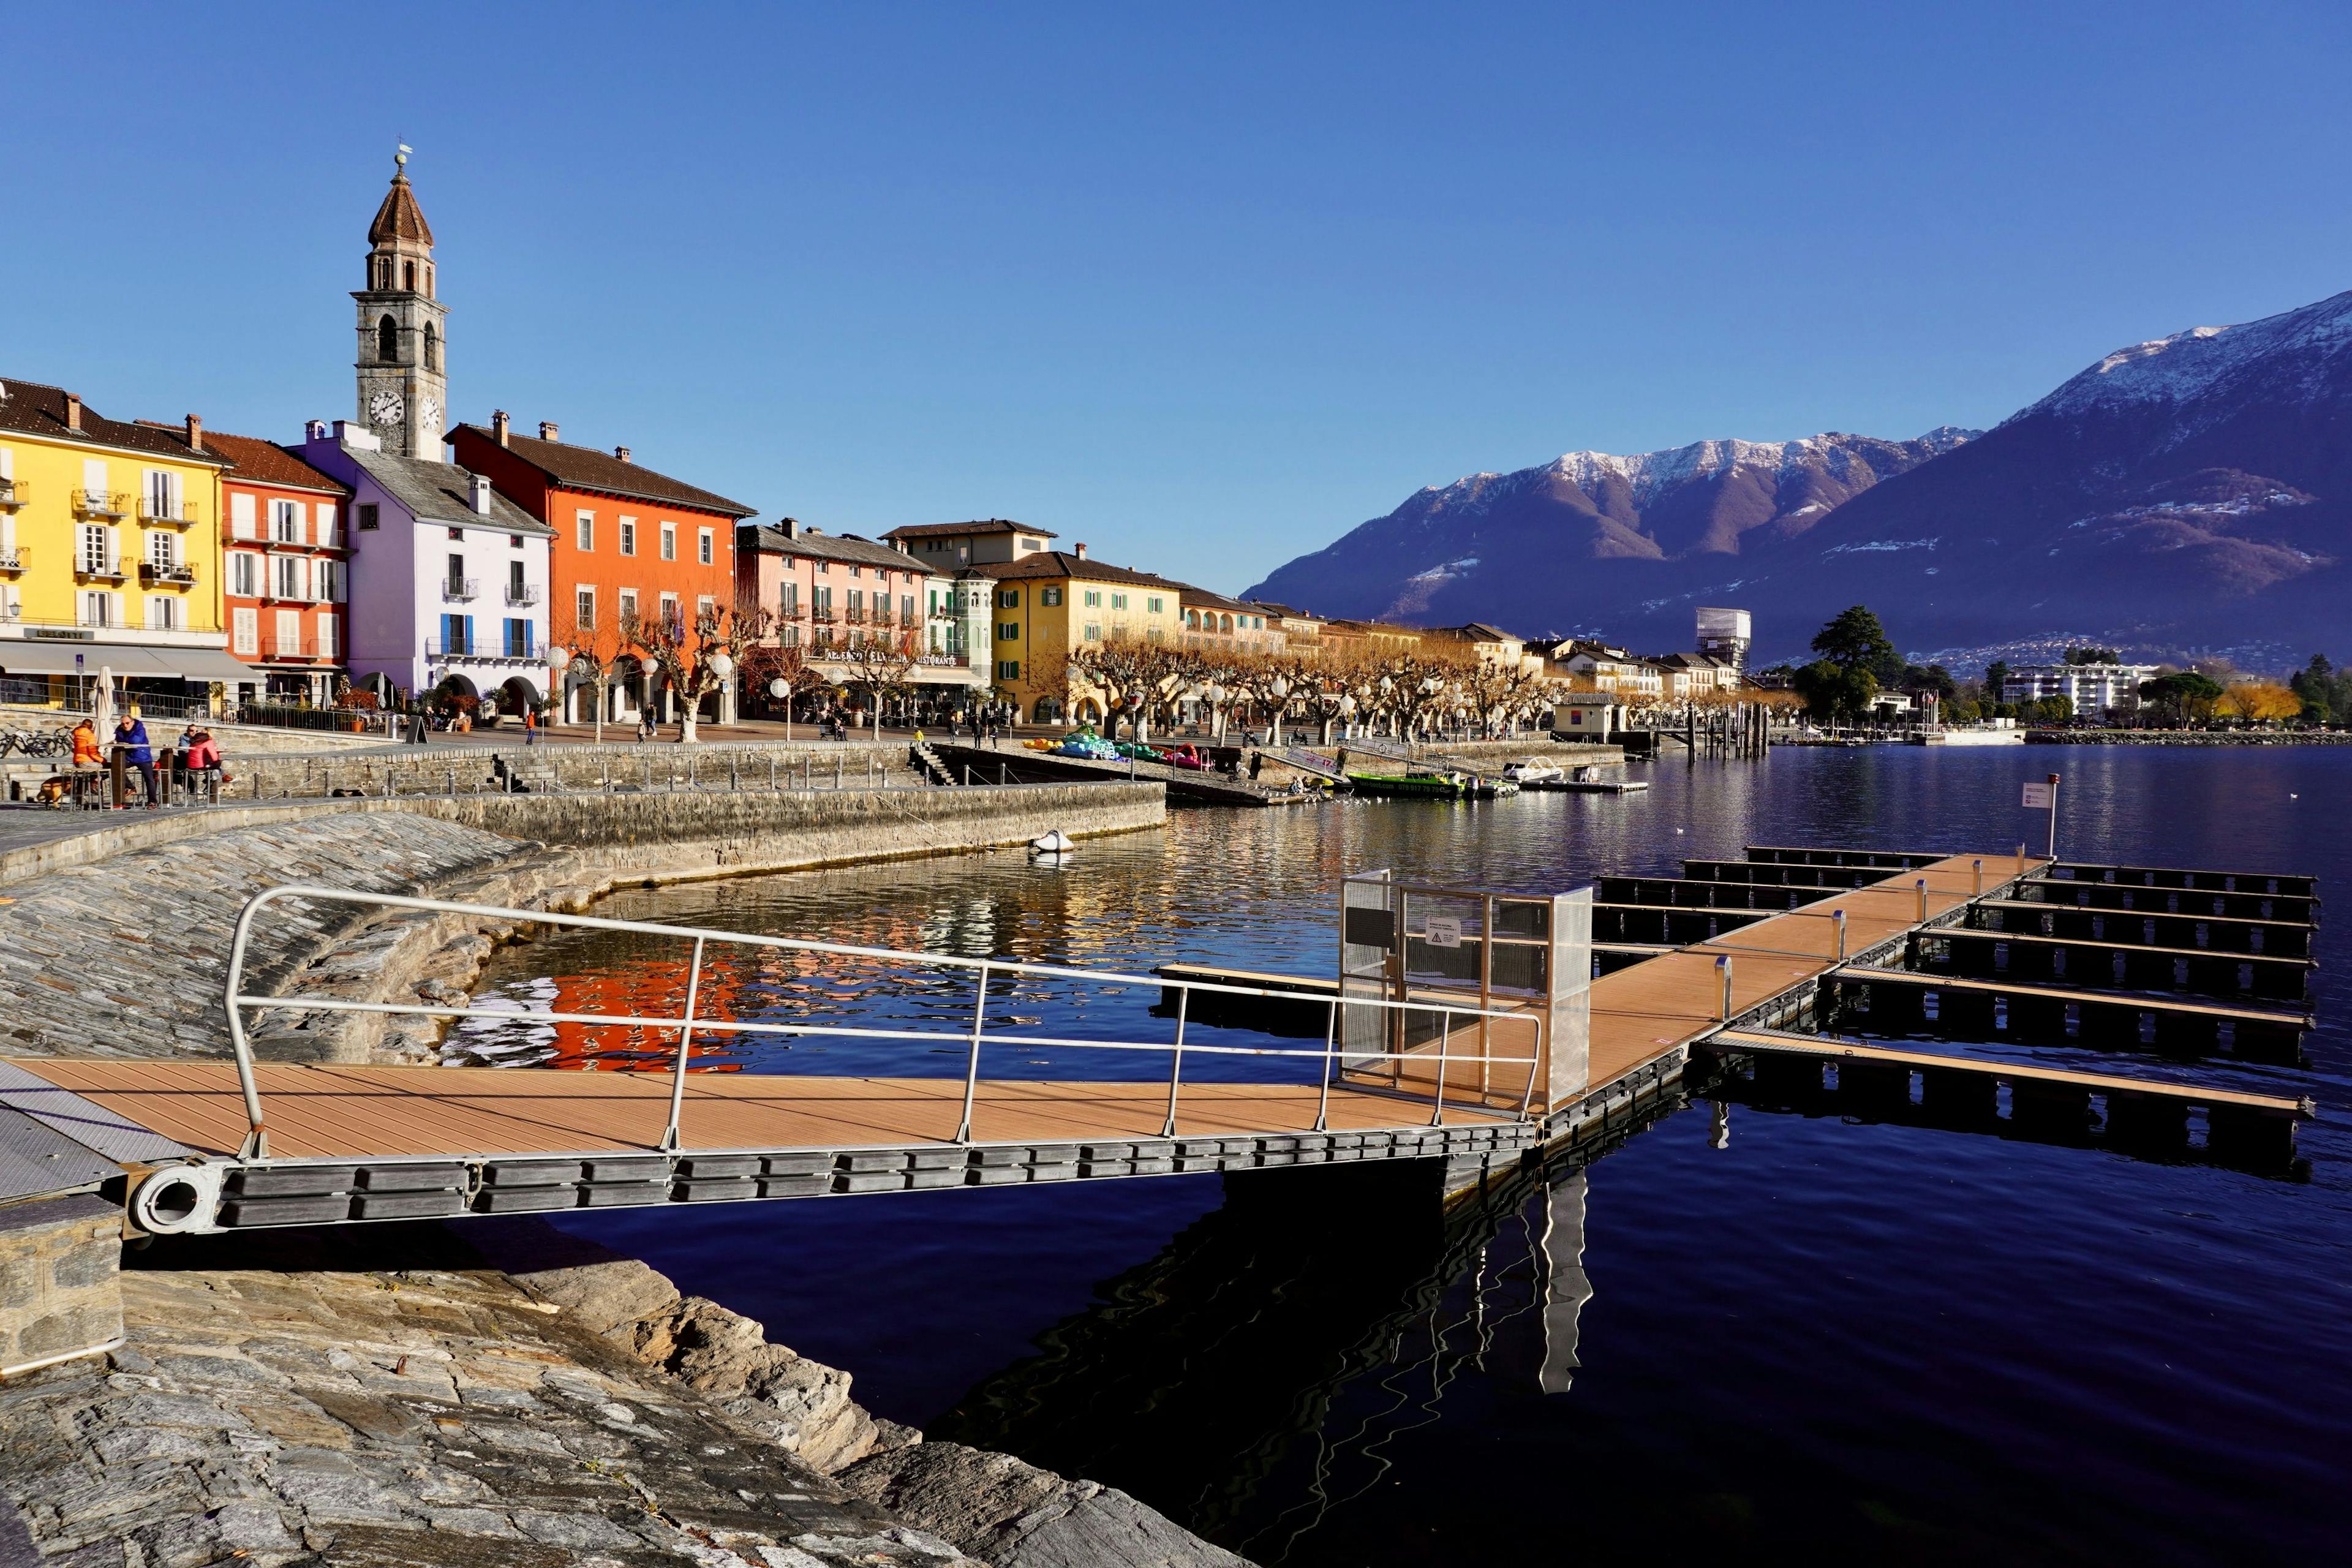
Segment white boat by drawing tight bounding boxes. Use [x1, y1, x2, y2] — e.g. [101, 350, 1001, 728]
[1028, 830, 1076, 856]
[1501, 758, 1566, 784]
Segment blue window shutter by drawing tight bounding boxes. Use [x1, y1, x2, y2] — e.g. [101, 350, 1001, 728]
[466, 614, 476, 653]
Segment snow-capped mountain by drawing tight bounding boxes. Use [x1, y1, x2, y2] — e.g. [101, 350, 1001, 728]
[1248, 429, 1971, 625]
[1245, 288, 2352, 663]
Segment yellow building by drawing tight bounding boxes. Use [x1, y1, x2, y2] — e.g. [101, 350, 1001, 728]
[881, 526, 1187, 723]
[0, 380, 242, 703]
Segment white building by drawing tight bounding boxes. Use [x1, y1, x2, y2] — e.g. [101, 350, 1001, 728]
[2003, 663, 2154, 715]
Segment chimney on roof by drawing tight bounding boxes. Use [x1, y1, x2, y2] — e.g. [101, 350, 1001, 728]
[491, 410, 510, 447]
[540, 420, 559, 442]
[469, 472, 493, 516]
[62, 393, 81, 433]
[184, 415, 203, 454]
[1073, 541, 1088, 559]
[306, 420, 328, 442]
[613, 445, 631, 463]
[779, 517, 799, 540]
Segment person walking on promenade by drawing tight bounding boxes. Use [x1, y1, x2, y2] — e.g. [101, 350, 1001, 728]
[523, 706, 540, 747]
[637, 712, 656, 744]
[114, 712, 157, 809]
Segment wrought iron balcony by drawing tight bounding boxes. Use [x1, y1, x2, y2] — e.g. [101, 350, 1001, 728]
[0, 546, 25, 572]
[443, 578, 480, 602]
[74, 557, 128, 582]
[140, 561, 200, 586]
[72, 490, 132, 520]
[426, 636, 540, 660]
[505, 583, 541, 606]
[0, 479, 26, 510]
[262, 635, 321, 661]
[140, 497, 202, 527]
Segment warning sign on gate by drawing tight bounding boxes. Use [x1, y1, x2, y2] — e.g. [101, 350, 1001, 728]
[2021, 781, 2054, 809]
[1424, 915, 1463, 949]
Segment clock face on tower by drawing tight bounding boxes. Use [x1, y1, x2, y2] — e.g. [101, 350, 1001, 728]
[369, 389, 405, 426]
[418, 396, 440, 433]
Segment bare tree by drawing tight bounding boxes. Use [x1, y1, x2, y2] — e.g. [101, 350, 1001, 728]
[625, 603, 766, 743]
[551, 601, 637, 745]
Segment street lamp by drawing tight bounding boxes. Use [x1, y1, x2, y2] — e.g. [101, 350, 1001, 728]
[1268, 676, 1291, 747]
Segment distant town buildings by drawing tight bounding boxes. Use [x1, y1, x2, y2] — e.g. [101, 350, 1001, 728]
[2001, 662, 2155, 716]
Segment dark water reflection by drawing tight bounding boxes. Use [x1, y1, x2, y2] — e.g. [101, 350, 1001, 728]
[477, 747, 2352, 1564]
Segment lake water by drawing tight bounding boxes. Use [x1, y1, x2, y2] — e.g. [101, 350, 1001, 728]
[470, 746, 2351, 1565]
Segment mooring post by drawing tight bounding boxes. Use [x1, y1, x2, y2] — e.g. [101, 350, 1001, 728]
[1973, 858, 1985, 896]
[1428, 1007, 1453, 1126]
[1717, 954, 1733, 1022]
[835, 755, 843, 790]
[769, 756, 777, 792]
[1313, 998, 1338, 1133]
[1833, 908, 1847, 960]
[445, 769, 454, 797]
[1916, 878, 1929, 922]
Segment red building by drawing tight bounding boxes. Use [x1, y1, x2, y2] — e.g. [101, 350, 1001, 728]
[205, 430, 352, 706]
[448, 413, 754, 724]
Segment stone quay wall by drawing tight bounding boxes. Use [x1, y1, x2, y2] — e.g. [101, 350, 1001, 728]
[0, 782, 1164, 1066]
[2025, 728, 2352, 745]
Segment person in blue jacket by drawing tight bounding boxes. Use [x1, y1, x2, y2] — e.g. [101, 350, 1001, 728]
[113, 712, 157, 808]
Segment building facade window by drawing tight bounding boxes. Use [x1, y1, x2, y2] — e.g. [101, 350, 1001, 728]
[997, 660, 1020, 680]
[504, 618, 532, 657]
[660, 522, 677, 561]
[780, 582, 799, 617]
[1084, 590, 1101, 608]
[232, 607, 259, 655]
[1111, 593, 1127, 610]
[698, 527, 715, 565]
[617, 588, 638, 624]
[575, 587, 596, 629]
[998, 621, 1019, 641]
[1041, 587, 1062, 606]
[230, 493, 257, 540]
[1084, 623, 1101, 643]
[78, 525, 113, 575]
[576, 512, 595, 551]
[145, 595, 179, 631]
[357, 503, 379, 530]
[230, 553, 258, 597]
[377, 315, 398, 362]
[271, 499, 302, 543]
[274, 554, 306, 601]
[80, 591, 116, 628]
[619, 518, 637, 556]
[659, 591, 680, 629]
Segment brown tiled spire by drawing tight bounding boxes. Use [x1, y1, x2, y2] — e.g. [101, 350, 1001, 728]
[368, 150, 435, 247]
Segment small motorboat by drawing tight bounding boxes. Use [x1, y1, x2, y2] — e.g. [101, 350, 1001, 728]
[1502, 758, 1564, 784]
[1028, 829, 1077, 856]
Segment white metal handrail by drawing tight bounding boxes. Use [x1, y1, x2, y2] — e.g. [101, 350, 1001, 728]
[222, 885, 1543, 1159]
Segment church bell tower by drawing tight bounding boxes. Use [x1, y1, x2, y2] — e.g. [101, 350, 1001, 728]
[353, 146, 449, 461]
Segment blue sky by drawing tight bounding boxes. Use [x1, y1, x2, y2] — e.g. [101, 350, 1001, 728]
[7, 2, 2348, 592]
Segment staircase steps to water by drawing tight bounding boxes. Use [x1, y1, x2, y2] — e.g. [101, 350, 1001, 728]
[907, 742, 960, 786]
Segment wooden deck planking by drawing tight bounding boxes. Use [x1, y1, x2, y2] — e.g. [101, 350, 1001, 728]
[1831, 967, 2313, 1025]
[4, 1058, 1514, 1162]
[1583, 854, 2048, 1090]
[1711, 1030, 2310, 1114]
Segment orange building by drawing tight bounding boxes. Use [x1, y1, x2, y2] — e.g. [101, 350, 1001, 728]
[204, 429, 352, 706]
[448, 412, 754, 724]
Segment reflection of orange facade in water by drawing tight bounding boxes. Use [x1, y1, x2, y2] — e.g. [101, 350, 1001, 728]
[545, 955, 746, 1072]
[540, 910, 939, 1071]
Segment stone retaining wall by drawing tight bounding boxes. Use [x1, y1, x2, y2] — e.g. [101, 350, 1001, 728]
[2025, 729, 2352, 745]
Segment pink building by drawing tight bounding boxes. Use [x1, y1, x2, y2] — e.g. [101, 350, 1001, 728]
[735, 519, 989, 717]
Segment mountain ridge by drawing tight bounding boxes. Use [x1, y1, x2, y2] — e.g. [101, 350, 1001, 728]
[1244, 288, 2352, 665]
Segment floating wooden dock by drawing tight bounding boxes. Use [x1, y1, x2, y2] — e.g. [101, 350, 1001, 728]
[0, 842, 2321, 1235]
[1826, 965, 2312, 1061]
[1706, 1028, 2311, 1118]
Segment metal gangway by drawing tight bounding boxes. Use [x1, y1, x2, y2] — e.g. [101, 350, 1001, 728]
[0, 886, 1550, 1237]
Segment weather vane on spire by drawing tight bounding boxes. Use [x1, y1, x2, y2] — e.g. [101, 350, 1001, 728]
[394, 140, 412, 175]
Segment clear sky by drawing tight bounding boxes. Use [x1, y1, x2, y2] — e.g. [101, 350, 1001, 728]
[7, 2, 2348, 593]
